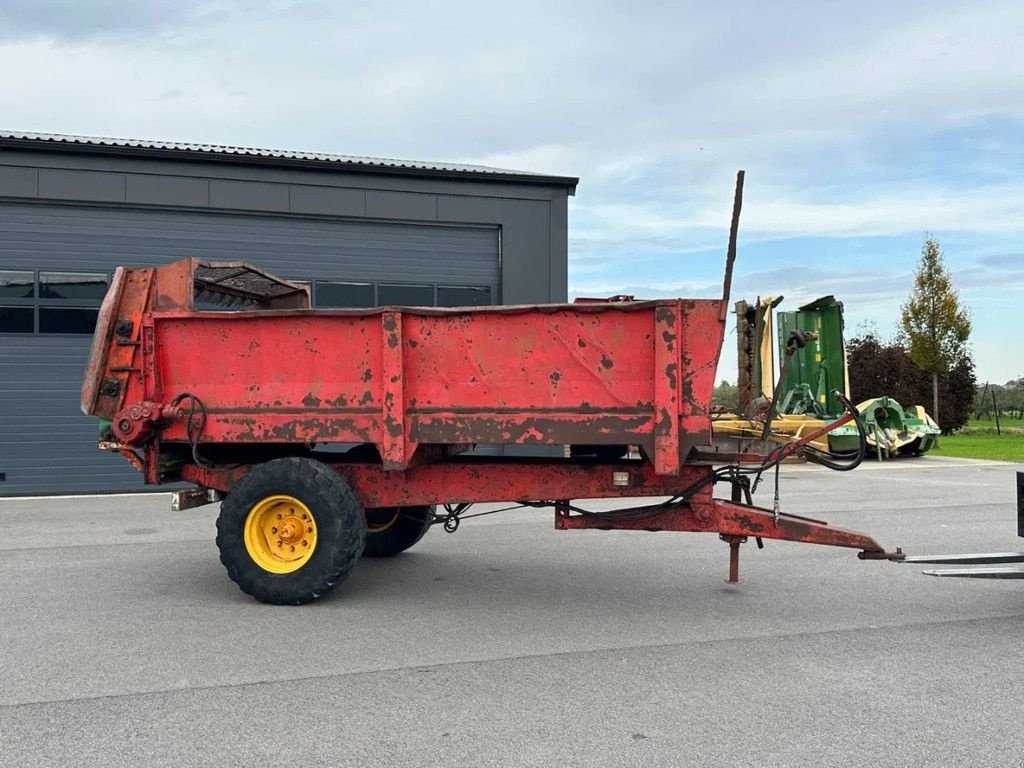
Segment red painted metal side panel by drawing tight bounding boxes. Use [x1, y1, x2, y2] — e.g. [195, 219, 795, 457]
[153, 314, 383, 413]
[81, 266, 155, 421]
[402, 307, 656, 409]
[677, 300, 724, 459]
[146, 298, 724, 474]
[653, 305, 681, 474]
[152, 313, 383, 444]
[380, 311, 407, 468]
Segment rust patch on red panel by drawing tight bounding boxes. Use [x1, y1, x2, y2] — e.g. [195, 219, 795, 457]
[664, 363, 677, 390]
[410, 413, 652, 446]
[655, 306, 676, 326]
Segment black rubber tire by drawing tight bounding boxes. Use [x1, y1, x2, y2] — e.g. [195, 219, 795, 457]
[215, 457, 367, 605]
[362, 506, 434, 558]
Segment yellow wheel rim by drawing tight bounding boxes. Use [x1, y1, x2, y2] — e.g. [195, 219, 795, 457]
[366, 508, 400, 534]
[243, 495, 318, 574]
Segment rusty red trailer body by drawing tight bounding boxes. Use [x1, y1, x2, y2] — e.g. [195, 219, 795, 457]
[79, 175, 902, 604]
[88, 276, 718, 477]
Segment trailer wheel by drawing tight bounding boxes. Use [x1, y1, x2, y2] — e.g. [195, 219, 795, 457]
[363, 506, 434, 558]
[215, 457, 367, 605]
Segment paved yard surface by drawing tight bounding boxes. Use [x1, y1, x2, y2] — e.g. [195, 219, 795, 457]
[1, 456, 1023, 767]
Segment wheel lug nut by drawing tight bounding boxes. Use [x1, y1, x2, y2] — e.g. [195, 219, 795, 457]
[289, 545, 295, 552]
[306, 527, 313, 533]
[302, 540, 308, 547]
[271, 527, 278, 534]
[276, 514, 282, 520]
[276, 540, 283, 547]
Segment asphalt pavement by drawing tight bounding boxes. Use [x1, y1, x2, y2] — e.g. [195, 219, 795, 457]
[1, 455, 1023, 767]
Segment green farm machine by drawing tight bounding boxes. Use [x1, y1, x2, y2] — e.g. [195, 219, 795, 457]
[717, 295, 940, 459]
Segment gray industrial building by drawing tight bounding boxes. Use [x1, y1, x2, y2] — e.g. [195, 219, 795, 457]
[0, 131, 577, 495]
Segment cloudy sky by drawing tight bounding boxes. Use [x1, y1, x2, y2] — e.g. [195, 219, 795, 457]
[2, 0, 1022, 384]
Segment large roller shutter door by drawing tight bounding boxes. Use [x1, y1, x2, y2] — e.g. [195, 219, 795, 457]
[0, 202, 499, 495]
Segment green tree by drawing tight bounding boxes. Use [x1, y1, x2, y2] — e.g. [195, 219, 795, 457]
[847, 332, 975, 434]
[713, 379, 739, 412]
[900, 236, 972, 424]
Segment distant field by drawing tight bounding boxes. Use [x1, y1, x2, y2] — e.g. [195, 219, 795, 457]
[932, 417, 1024, 462]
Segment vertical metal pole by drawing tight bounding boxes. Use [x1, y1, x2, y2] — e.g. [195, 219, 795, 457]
[719, 170, 746, 322]
[992, 387, 1001, 435]
[727, 540, 741, 584]
[721, 533, 744, 584]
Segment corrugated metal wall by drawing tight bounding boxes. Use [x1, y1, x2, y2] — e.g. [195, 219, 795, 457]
[0, 203, 499, 285]
[0, 202, 498, 495]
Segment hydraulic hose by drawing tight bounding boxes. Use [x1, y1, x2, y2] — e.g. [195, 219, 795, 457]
[799, 391, 866, 472]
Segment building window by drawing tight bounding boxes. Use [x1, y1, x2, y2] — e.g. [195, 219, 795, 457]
[0, 271, 34, 299]
[316, 281, 375, 308]
[437, 286, 492, 307]
[39, 307, 100, 334]
[312, 279, 494, 309]
[39, 272, 109, 301]
[0, 271, 109, 334]
[0, 306, 34, 333]
[378, 284, 433, 306]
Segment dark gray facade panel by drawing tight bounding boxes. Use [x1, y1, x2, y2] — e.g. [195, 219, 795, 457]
[366, 190, 437, 221]
[549, 190, 569, 302]
[126, 174, 210, 207]
[209, 179, 290, 213]
[0, 149, 562, 201]
[0, 203, 499, 285]
[289, 184, 365, 217]
[0, 166, 37, 197]
[500, 203, 551, 305]
[436, 194, 504, 222]
[466, 198, 551, 305]
[37, 168, 125, 202]
[435, 194, 566, 304]
[0, 335, 139, 494]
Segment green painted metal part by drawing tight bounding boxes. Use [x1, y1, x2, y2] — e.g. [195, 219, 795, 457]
[776, 296, 848, 417]
[830, 397, 940, 457]
[771, 296, 940, 459]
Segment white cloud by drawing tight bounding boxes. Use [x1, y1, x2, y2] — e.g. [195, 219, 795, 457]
[734, 183, 1024, 237]
[1, 0, 1022, 381]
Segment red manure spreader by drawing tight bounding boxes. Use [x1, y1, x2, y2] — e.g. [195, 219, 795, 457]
[81, 172, 905, 604]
